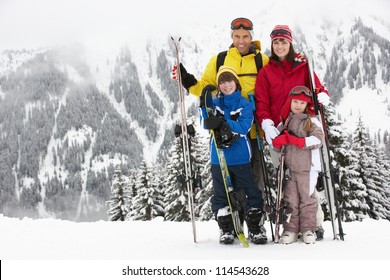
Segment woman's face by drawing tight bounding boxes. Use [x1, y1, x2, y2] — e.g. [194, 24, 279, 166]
[272, 38, 290, 60]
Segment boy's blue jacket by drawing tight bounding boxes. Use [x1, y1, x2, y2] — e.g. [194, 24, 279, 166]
[200, 90, 253, 165]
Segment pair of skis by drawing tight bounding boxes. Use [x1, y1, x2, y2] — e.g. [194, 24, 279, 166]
[171, 37, 197, 243]
[305, 51, 345, 241]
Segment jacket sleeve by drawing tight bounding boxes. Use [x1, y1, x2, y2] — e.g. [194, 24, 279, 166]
[254, 68, 272, 124]
[199, 107, 207, 130]
[199, 100, 216, 130]
[225, 101, 253, 135]
[313, 71, 328, 95]
[304, 117, 324, 149]
[187, 55, 219, 97]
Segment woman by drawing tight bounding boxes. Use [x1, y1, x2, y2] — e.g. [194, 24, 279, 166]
[255, 25, 329, 150]
[254, 25, 329, 240]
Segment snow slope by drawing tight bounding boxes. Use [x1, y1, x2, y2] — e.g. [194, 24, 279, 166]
[1, 215, 389, 279]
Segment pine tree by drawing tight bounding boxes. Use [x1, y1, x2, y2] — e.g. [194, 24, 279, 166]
[149, 165, 166, 218]
[322, 105, 352, 220]
[192, 125, 213, 221]
[341, 117, 370, 221]
[129, 160, 162, 221]
[365, 141, 390, 220]
[106, 166, 130, 221]
[124, 169, 138, 220]
[163, 137, 191, 221]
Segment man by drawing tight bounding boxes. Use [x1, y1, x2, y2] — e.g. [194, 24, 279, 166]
[172, 17, 269, 244]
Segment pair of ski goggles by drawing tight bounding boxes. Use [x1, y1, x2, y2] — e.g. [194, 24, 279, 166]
[270, 29, 291, 37]
[289, 86, 313, 98]
[231, 18, 253, 30]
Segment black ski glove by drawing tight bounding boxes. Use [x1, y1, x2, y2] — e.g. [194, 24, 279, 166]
[218, 122, 239, 148]
[204, 116, 223, 130]
[200, 84, 216, 107]
[179, 63, 197, 90]
[210, 120, 238, 149]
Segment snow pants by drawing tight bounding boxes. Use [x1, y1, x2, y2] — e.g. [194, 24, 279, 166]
[210, 163, 264, 214]
[283, 170, 318, 233]
[271, 147, 324, 229]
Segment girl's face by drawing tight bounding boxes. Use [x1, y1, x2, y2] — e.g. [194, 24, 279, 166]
[219, 80, 237, 95]
[272, 38, 290, 60]
[290, 99, 308, 114]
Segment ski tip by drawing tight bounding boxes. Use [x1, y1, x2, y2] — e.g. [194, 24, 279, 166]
[237, 234, 249, 248]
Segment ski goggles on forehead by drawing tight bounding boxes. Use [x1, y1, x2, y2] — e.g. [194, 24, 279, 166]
[270, 29, 291, 37]
[231, 18, 253, 30]
[289, 86, 313, 98]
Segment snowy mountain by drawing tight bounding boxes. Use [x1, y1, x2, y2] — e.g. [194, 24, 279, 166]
[0, 0, 390, 222]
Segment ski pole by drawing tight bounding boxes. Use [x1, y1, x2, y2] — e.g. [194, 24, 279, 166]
[305, 50, 344, 241]
[248, 93, 275, 241]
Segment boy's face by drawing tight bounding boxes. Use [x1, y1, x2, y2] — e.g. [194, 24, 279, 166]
[219, 80, 236, 95]
[290, 99, 308, 114]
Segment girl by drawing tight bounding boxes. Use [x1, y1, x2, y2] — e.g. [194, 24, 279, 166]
[272, 86, 324, 244]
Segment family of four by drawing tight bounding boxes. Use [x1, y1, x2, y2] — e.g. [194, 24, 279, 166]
[172, 17, 330, 245]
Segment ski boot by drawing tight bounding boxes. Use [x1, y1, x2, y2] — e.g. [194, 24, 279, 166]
[246, 208, 267, 245]
[303, 231, 317, 244]
[217, 206, 235, 245]
[315, 226, 324, 241]
[279, 231, 298, 244]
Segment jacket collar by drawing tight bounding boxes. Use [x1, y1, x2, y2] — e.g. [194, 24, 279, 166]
[229, 40, 262, 56]
[219, 90, 242, 107]
[269, 57, 306, 71]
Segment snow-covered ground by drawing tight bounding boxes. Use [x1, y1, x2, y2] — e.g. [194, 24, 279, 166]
[1, 214, 389, 279]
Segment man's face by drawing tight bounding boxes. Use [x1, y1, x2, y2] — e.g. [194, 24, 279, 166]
[231, 28, 252, 55]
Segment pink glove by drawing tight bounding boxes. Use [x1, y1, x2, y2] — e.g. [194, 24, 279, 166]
[286, 131, 305, 148]
[172, 65, 178, 80]
[272, 133, 288, 149]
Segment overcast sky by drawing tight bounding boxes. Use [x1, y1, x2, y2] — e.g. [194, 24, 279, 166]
[0, 0, 244, 50]
[1, 0, 389, 51]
